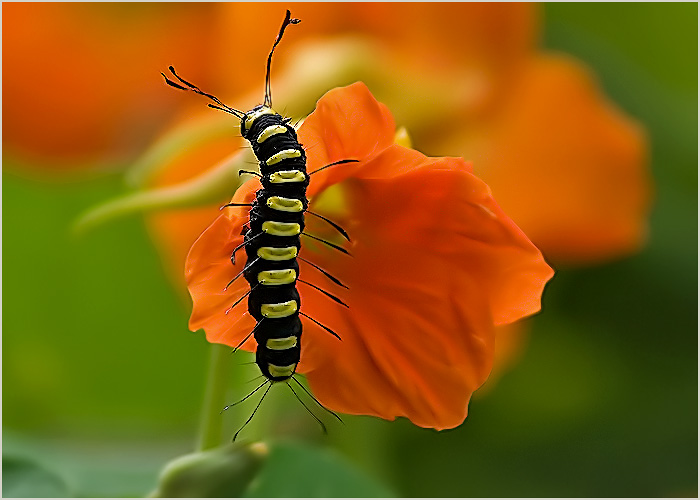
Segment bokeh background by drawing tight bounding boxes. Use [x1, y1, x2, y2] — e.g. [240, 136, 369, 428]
[3, 3, 697, 497]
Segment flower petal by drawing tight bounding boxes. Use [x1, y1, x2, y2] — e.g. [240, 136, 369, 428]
[300, 82, 396, 191]
[296, 147, 552, 428]
[435, 54, 651, 264]
[185, 181, 260, 350]
[184, 83, 552, 429]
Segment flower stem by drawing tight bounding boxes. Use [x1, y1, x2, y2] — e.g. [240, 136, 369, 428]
[197, 343, 231, 452]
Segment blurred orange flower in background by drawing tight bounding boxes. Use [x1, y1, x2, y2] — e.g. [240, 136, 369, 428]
[434, 55, 649, 264]
[9, 4, 651, 385]
[186, 83, 554, 429]
[2, 3, 218, 167]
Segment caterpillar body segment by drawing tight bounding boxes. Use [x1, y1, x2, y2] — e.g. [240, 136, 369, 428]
[253, 316, 303, 381]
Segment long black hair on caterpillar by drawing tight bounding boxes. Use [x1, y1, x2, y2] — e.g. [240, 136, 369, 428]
[163, 10, 352, 439]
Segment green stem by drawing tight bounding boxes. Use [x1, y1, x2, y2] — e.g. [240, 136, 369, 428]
[197, 343, 232, 451]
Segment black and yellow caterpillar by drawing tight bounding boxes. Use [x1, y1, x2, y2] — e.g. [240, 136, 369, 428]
[163, 10, 348, 437]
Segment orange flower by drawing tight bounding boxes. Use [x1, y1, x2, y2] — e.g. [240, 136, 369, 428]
[185, 83, 553, 429]
[2, 3, 218, 167]
[75, 3, 648, 391]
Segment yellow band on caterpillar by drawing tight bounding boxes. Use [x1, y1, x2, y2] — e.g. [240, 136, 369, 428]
[262, 221, 301, 236]
[269, 170, 306, 184]
[266, 336, 298, 350]
[268, 363, 296, 378]
[257, 125, 288, 144]
[261, 300, 298, 318]
[243, 107, 274, 133]
[257, 268, 297, 285]
[266, 149, 301, 166]
[257, 246, 298, 261]
[266, 196, 304, 212]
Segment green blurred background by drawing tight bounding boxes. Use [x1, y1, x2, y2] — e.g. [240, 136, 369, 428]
[3, 3, 697, 497]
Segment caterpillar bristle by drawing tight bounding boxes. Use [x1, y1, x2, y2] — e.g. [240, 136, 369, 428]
[300, 312, 342, 341]
[233, 383, 272, 442]
[298, 256, 349, 289]
[292, 375, 343, 424]
[306, 210, 351, 241]
[298, 279, 349, 308]
[221, 380, 269, 414]
[286, 381, 327, 435]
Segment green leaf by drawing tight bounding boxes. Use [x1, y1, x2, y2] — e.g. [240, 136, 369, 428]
[3, 456, 71, 498]
[244, 441, 394, 498]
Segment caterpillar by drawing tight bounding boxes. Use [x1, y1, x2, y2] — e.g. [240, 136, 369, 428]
[163, 10, 351, 438]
